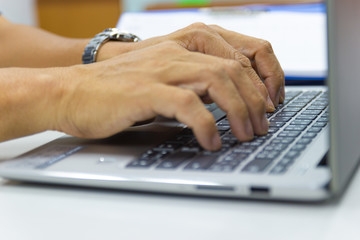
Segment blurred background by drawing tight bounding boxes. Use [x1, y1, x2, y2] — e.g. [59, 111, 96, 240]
[0, 0, 318, 38]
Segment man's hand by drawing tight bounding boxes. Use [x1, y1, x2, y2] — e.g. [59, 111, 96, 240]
[57, 41, 270, 151]
[98, 23, 285, 110]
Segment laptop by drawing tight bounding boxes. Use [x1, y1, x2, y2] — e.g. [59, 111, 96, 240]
[0, 0, 359, 202]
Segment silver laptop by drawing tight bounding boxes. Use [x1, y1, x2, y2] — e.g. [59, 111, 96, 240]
[0, 0, 359, 201]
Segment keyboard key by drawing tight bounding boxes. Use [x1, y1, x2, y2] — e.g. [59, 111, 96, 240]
[270, 157, 296, 175]
[242, 141, 264, 148]
[256, 150, 281, 160]
[242, 159, 272, 173]
[311, 101, 328, 106]
[271, 116, 292, 122]
[268, 127, 280, 134]
[307, 105, 327, 110]
[271, 137, 295, 145]
[302, 109, 322, 115]
[184, 155, 219, 170]
[216, 125, 231, 131]
[297, 138, 312, 145]
[317, 116, 328, 122]
[211, 108, 227, 121]
[313, 122, 327, 128]
[127, 158, 158, 168]
[287, 102, 308, 108]
[284, 150, 301, 160]
[307, 127, 322, 133]
[297, 114, 317, 120]
[282, 107, 302, 112]
[278, 131, 301, 138]
[205, 103, 218, 112]
[285, 125, 307, 131]
[154, 143, 181, 152]
[270, 164, 288, 174]
[232, 146, 256, 155]
[290, 144, 307, 152]
[269, 122, 286, 128]
[222, 152, 248, 162]
[276, 112, 297, 117]
[303, 132, 318, 138]
[291, 120, 312, 125]
[208, 163, 239, 172]
[156, 151, 196, 169]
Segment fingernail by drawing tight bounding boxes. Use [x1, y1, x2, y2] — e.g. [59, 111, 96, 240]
[262, 115, 269, 134]
[212, 133, 222, 150]
[245, 119, 254, 139]
[279, 94, 285, 103]
[267, 95, 275, 112]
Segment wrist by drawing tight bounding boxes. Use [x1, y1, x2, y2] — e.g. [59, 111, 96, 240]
[0, 68, 68, 140]
[96, 41, 136, 62]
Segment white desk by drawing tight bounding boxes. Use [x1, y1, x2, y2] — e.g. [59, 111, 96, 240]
[0, 131, 359, 240]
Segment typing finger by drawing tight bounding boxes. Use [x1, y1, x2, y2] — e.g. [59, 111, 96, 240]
[148, 84, 221, 151]
[209, 25, 285, 105]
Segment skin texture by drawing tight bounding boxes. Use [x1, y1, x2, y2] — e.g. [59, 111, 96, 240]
[0, 17, 285, 151]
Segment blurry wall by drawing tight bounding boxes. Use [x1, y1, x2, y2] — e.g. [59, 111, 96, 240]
[123, 0, 172, 11]
[37, 0, 121, 38]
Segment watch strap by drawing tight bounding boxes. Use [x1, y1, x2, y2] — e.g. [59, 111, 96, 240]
[82, 28, 141, 64]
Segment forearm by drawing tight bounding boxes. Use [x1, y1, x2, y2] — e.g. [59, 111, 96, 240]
[0, 67, 66, 141]
[0, 17, 133, 67]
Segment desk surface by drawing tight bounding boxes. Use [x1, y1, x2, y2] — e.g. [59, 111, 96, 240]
[0, 131, 359, 240]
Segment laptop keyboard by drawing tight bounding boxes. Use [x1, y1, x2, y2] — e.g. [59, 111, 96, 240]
[126, 90, 328, 174]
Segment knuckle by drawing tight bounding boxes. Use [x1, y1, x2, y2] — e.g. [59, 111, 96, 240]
[278, 69, 286, 81]
[187, 22, 217, 40]
[222, 59, 244, 76]
[209, 63, 228, 79]
[159, 40, 181, 51]
[208, 24, 222, 30]
[198, 111, 216, 126]
[235, 102, 250, 121]
[188, 22, 209, 31]
[178, 90, 199, 107]
[227, 58, 243, 70]
[235, 53, 252, 68]
[257, 39, 274, 54]
[249, 94, 267, 113]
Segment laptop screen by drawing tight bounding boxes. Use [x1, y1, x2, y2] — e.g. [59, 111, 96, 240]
[328, 0, 360, 195]
[117, 3, 328, 85]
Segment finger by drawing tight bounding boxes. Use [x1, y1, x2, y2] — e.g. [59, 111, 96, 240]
[251, 42, 285, 105]
[238, 40, 285, 106]
[219, 58, 269, 136]
[172, 22, 240, 60]
[169, 51, 268, 136]
[173, 23, 275, 110]
[148, 84, 221, 151]
[234, 52, 275, 112]
[210, 25, 285, 106]
[154, 52, 267, 137]
[206, 76, 255, 142]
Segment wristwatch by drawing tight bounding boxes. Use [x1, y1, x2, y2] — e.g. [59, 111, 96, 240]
[82, 28, 141, 64]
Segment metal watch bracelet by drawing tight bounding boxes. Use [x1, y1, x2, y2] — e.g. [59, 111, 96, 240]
[82, 28, 141, 64]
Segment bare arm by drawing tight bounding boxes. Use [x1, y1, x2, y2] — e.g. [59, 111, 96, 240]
[0, 67, 63, 140]
[0, 18, 285, 150]
[0, 16, 130, 67]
